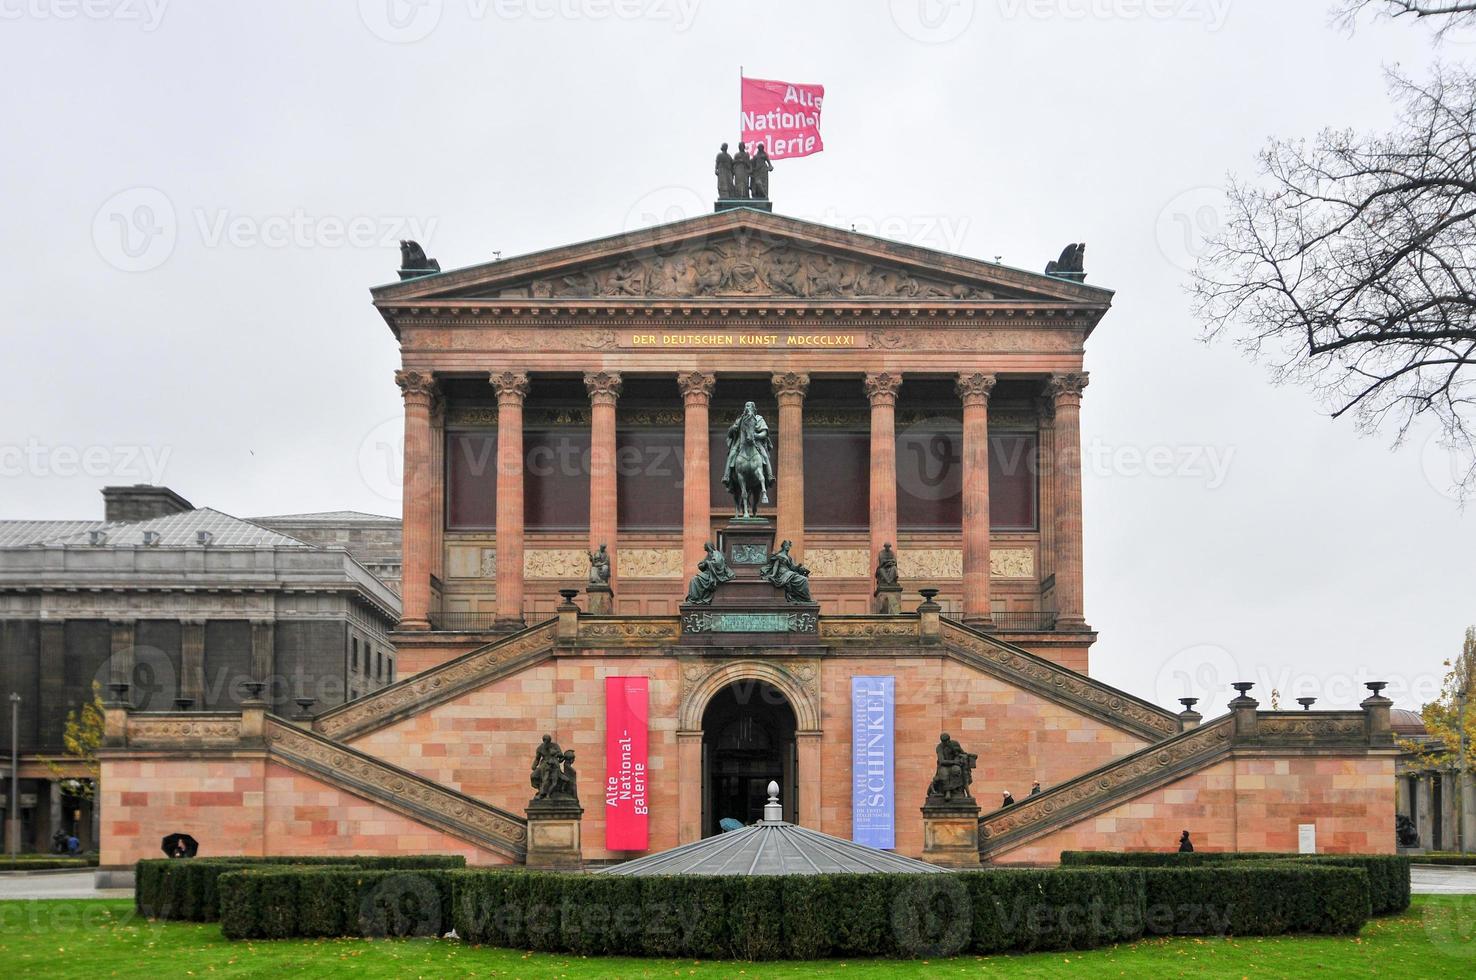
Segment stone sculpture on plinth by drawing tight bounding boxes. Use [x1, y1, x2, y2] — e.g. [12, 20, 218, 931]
[874, 542, 902, 614]
[921, 732, 982, 868]
[526, 733, 584, 870]
[586, 543, 613, 614]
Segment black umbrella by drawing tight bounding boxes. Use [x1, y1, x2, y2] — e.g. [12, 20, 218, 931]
[161, 833, 198, 858]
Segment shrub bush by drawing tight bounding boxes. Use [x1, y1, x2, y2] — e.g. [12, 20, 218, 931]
[135, 854, 466, 922]
[219, 862, 1370, 956]
[0, 856, 97, 871]
[1058, 851, 1410, 915]
[1140, 865, 1368, 936]
[219, 868, 458, 940]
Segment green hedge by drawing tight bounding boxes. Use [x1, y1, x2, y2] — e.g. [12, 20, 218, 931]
[1141, 865, 1368, 936]
[219, 868, 458, 940]
[135, 855, 466, 922]
[209, 862, 1373, 956]
[1058, 851, 1410, 915]
[0, 856, 97, 871]
[1415, 853, 1476, 866]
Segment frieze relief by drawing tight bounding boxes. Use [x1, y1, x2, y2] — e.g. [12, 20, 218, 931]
[819, 618, 920, 641]
[618, 549, 683, 579]
[578, 619, 681, 641]
[265, 720, 527, 853]
[127, 716, 242, 745]
[899, 549, 963, 581]
[1257, 716, 1366, 739]
[804, 549, 870, 579]
[482, 236, 1002, 302]
[524, 550, 588, 580]
[990, 549, 1035, 579]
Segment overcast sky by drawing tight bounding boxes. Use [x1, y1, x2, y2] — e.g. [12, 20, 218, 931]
[2, 1, 1471, 712]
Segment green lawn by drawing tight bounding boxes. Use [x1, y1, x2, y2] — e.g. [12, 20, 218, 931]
[0, 897, 1472, 977]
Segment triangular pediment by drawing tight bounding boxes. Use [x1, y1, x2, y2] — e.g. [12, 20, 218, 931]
[371, 210, 1111, 309]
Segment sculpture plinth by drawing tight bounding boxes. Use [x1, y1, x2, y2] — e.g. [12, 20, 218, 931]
[716, 199, 773, 213]
[586, 583, 613, 616]
[524, 799, 585, 870]
[920, 798, 982, 868]
[874, 583, 903, 615]
[679, 518, 820, 646]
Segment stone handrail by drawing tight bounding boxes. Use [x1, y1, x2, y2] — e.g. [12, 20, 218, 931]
[314, 620, 558, 741]
[979, 716, 1236, 858]
[264, 718, 527, 860]
[941, 620, 1181, 741]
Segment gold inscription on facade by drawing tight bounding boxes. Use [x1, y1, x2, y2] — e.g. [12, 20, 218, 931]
[623, 331, 864, 350]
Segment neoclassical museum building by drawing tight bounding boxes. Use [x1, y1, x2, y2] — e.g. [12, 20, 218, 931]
[96, 207, 1396, 873]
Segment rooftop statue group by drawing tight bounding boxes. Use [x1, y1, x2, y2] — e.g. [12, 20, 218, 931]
[716, 141, 774, 201]
[530, 734, 578, 804]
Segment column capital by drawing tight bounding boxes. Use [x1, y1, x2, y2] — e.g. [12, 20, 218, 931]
[865, 372, 903, 406]
[955, 372, 997, 407]
[394, 369, 438, 402]
[490, 370, 531, 403]
[1048, 372, 1089, 403]
[678, 371, 716, 403]
[771, 372, 810, 403]
[583, 371, 623, 406]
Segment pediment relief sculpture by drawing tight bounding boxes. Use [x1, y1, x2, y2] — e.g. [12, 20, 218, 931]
[483, 238, 1003, 302]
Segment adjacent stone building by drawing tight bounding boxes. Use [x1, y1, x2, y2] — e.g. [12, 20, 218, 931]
[0, 486, 400, 851]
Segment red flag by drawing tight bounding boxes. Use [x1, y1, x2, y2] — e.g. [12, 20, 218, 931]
[741, 76, 825, 161]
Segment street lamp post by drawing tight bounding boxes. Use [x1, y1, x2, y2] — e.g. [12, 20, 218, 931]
[6, 693, 19, 856]
[1457, 689, 1469, 856]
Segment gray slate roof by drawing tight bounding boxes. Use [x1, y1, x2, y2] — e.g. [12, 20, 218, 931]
[0, 520, 111, 547]
[599, 821, 945, 877]
[38, 508, 312, 549]
[250, 510, 399, 524]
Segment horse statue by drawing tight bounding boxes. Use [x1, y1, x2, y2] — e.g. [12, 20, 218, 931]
[722, 401, 774, 519]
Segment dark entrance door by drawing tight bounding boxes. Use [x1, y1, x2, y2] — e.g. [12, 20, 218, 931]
[701, 680, 797, 837]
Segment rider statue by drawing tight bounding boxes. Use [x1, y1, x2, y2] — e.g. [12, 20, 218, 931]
[722, 401, 775, 518]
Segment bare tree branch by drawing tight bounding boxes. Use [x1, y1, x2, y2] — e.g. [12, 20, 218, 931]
[1192, 66, 1476, 499]
[1336, 1, 1476, 39]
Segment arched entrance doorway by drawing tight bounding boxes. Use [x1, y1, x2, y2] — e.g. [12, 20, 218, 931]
[701, 680, 797, 837]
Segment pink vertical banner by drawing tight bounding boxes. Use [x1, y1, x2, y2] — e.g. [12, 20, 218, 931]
[604, 676, 649, 850]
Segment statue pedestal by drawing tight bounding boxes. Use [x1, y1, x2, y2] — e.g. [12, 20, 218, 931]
[921, 799, 982, 868]
[524, 799, 585, 871]
[680, 518, 820, 646]
[586, 584, 613, 616]
[874, 584, 903, 615]
[715, 198, 773, 213]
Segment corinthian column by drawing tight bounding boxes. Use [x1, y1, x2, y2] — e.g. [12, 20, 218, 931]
[771, 372, 809, 559]
[678, 372, 716, 573]
[491, 371, 531, 629]
[958, 372, 996, 628]
[585, 372, 623, 589]
[865, 372, 903, 576]
[429, 391, 446, 587]
[395, 369, 438, 630]
[1049, 372, 1089, 630]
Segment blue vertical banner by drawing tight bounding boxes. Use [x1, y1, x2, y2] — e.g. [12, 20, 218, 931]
[851, 675, 896, 849]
